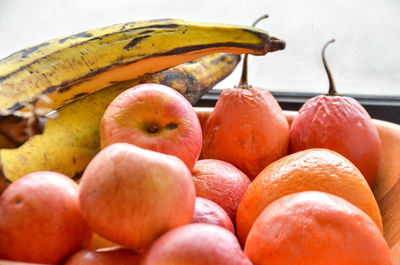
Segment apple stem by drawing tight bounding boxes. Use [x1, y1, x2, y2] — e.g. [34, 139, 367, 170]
[322, 39, 339, 96]
[238, 14, 269, 89]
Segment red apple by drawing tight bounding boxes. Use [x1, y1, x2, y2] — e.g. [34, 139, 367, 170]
[192, 197, 234, 233]
[0, 171, 92, 264]
[192, 159, 251, 224]
[79, 143, 196, 250]
[65, 247, 144, 265]
[143, 223, 252, 265]
[100, 83, 202, 170]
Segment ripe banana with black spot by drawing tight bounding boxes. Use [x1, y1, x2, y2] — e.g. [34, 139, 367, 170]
[0, 18, 285, 119]
[130, 52, 240, 105]
[0, 53, 240, 183]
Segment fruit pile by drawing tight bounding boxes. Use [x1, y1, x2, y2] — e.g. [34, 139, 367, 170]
[0, 17, 394, 265]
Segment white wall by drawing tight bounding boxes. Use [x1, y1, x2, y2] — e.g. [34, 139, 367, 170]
[0, 0, 399, 96]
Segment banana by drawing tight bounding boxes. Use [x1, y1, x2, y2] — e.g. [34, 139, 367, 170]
[0, 18, 285, 119]
[0, 53, 239, 148]
[0, 53, 241, 183]
[138, 53, 240, 104]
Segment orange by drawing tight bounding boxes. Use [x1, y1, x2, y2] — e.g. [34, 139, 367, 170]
[244, 191, 392, 265]
[236, 148, 383, 245]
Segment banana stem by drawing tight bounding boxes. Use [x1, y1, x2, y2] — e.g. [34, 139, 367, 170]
[322, 39, 338, 96]
[238, 14, 269, 89]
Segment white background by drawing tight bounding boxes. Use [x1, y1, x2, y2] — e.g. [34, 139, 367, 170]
[0, 0, 399, 96]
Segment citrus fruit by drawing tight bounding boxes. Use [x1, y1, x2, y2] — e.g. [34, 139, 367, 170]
[244, 191, 392, 265]
[236, 148, 383, 245]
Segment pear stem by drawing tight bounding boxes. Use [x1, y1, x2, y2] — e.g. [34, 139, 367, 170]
[238, 14, 269, 89]
[322, 39, 338, 95]
[251, 14, 269, 27]
[238, 54, 249, 88]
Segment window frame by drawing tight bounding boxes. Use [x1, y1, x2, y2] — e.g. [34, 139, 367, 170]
[195, 90, 400, 124]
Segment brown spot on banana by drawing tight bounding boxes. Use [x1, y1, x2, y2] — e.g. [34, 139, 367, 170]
[20, 42, 50, 58]
[58, 31, 94, 44]
[124, 35, 152, 50]
[138, 29, 156, 36]
[119, 21, 136, 31]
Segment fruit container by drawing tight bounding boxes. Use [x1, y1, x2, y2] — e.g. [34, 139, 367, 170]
[1, 107, 400, 264]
